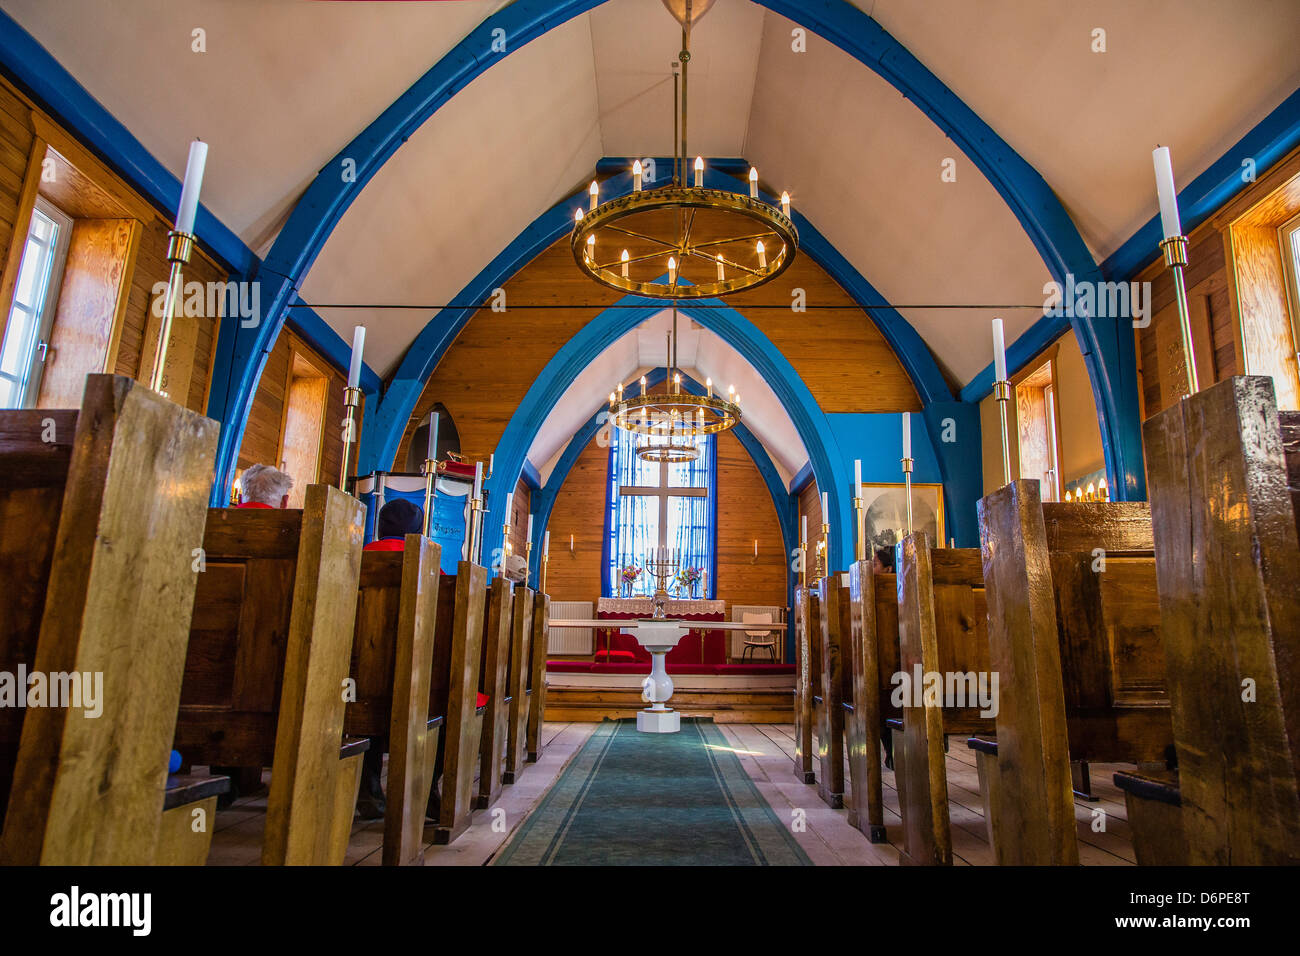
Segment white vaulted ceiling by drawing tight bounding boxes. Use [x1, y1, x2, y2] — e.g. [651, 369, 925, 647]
[5, 0, 1299, 462]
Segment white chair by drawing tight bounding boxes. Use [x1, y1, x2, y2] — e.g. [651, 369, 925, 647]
[740, 611, 778, 662]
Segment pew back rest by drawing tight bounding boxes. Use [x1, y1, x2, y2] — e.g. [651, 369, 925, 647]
[347, 549, 406, 736]
[177, 507, 305, 763]
[0, 409, 77, 819]
[922, 546, 994, 732]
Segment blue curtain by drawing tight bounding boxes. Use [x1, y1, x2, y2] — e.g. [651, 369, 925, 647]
[604, 427, 714, 597]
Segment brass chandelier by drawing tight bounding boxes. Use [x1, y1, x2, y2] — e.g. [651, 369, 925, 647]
[571, 0, 798, 300]
[608, 307, 740, 462]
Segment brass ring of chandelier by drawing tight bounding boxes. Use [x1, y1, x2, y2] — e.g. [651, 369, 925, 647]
[634, 441, 701, 464]
[571, 186, 798, 299]
[613, 391, 741, 436]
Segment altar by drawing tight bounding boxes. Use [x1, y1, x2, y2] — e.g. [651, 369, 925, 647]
[597, 597, 724, 616]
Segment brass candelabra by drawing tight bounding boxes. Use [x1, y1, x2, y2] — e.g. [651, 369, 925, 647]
[644, 551, 680, 619]
[149, 230, 195, 396]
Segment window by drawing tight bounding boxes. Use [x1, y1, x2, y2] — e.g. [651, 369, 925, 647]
[1279, 210, 1300, 387]
[604, 426, 714, 597]
[1015, 358, 1061, 501]
[0, 198, 72, 409]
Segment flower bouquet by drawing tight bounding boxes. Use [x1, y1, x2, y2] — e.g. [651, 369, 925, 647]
[675, 565, 703, 598]
[619, 563, 642, 597]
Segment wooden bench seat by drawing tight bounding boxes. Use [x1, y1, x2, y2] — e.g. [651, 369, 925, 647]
[842, 563, 897, 842]
[977, 481, 1172, 865]
[176, 483, 366, 865]
[1142, 376, 1300, 864]
[347, 534, 444, 865]
[0, 374, 221, 865]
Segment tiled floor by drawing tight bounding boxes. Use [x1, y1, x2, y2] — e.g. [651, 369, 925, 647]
[206, 721, 1135, 866]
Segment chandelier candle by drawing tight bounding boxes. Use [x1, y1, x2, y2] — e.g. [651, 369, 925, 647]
[781, 191, 790, 218]
[1152, 145, 1199, 395]
[716, 255, 724, 281]
[633, 159, 643, 191]
[749, 166, 758, 198]
[150, 139, 207, 395]
[757, 240, 766, 270]
[589, 180, 598, 211]
[621, 249, 630, 278]
[694, 156, 704, 188]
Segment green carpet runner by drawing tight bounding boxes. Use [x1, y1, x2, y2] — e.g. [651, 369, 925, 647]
[493, 719, 811, 866]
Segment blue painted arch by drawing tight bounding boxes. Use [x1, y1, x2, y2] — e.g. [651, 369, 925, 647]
[209, 0, 1145, 507]
[481, 295, 854, 578]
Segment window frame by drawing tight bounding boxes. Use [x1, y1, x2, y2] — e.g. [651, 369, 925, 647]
[0, 196, 73, 409]
[1278, 210, 1300, 372]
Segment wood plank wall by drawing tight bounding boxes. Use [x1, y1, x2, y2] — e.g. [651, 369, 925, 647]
[234, 326, 351, 489]
[1134, 144, 1300, 418]
[0, 74, 225, 415]
[543, 430, 785, 613]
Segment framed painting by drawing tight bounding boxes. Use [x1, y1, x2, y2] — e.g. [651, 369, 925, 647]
[857, 482, 945, 552]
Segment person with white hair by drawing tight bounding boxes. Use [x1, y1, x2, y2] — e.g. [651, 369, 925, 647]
[237, 463, 293, 509]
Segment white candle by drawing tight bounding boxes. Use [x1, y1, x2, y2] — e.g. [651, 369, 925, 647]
[427, 411, 439, 461]
[706, 377, 712, 398]
[902, 412, 912, 459]
[753, 539, 758, 557]
[569, 533, 574, 551]
[544, 530, 550, 554]
[641, 375, 647, 396]
[574, 207, 583, 224]
[668, 256, 677, 285]
[473, 461, 483, 499]
[504, 492, 514, 524]
[526, 513, 534, 542]
[174, 139, 208, 235]
[589, 180, 598, 211]
[621, 249, 630, 278]
[347, 326, 366, 388]
[821, 492, 828, 519]
[992, 318, 1007, 382]
[748, 166, 758, 199]
[694, 156, 704, 188]
[489, 453, 494, 475]
[756, 240, 766, 269]
[1152, 146, 1182, 241]
[633, 159, 643, 192]
[781, 191, 790, 218]
[854, 458, 862, 490]
[802, 514, 808, 542]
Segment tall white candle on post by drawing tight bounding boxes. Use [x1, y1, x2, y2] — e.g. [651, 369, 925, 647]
[1153, 145, 1198, 394]
[853, 458, 864, 561]
[151, 139, 208, 394]
[902, 412, 914, 534]
[348, 326, 366, 388]
[339, 325, 365, 487]
[992, 318, 1012, 486]
[427, 411, 439, 461]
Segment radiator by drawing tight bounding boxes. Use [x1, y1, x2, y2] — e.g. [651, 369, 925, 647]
[729, 604, 785, 659]
[548, 600, 594, 655]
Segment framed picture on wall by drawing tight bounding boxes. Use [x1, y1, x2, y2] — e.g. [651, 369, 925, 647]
[857, 482, 945, 552]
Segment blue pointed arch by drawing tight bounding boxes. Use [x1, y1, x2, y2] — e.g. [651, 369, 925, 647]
[479, 295, 852, 575]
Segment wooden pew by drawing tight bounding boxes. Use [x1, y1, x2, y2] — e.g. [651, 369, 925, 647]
[476, 576, 514, 809]
[891, 535, 994, 865]
[0, 374, 222, 865]
[815, 574, 851, 808]
[176, 483, 367, 865]
[791, 585, 817, 784]
[1138, 375, 1300, 864]
[430, 562, 488, 844]
[525, 593, 550, 763]
[503, 586, 536, 783]
[843, 560, 895, 842]
[346, 534, 444, 866]
[976, 479, 1171, 865]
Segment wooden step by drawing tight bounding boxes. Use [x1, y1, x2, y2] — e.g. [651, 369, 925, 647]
[545, 687, 794, 723]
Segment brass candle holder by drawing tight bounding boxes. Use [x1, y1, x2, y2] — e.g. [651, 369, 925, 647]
[645, 551, 680, 619]
[901, 455, 915, 535]
[540, 544, 550, 595]
[420, 458, 437, 537]
[1159, 234, 1199, 395]
[817, 522, 829, 579]
[853, 495, 866, 562]
[993, 379, 1013, 487]
[798, 532, 808, 590]
[467, 494, 484, 566]
[525, 541, 534, 589]
[339, 385, 363, 490]
[148, 230, 195, 395]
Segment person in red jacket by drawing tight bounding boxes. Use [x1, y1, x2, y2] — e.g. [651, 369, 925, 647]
[362, 498, 423, 552]
[236, 463, 292, 509]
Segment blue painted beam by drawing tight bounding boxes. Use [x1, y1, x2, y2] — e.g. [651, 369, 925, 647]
[788, 460, 815, 496]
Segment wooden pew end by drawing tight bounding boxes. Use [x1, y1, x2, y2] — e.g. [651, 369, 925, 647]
[155, 774, 231, 866]
[966, 737, 999, 855]
[1113, 770, 1188, 866]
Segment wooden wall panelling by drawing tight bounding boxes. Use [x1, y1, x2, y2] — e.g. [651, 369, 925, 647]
[714, 431, 787, 611]
[37, 218, 136, 409]
[0, 127, 43, 351]
[543, 433, 609, 609]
